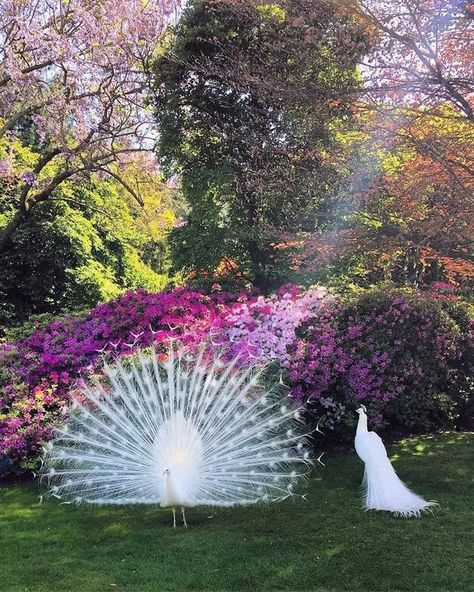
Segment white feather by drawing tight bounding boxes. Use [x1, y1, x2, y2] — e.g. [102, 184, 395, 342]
[42, 347, 312, 512]
[355, 406, 437, 517]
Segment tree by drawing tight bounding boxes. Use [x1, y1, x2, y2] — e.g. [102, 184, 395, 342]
[357, 0, 474, 197]
[288, 108, 474, 288]
[0, 134, 176, 326]
[0, 178, 175, 326]
[0, 0, 179, 253]
[359, 0, 473, 122]
[292, 0, 474, 288]
[354, 1, 474, 285]
[152, 0, 372, 292]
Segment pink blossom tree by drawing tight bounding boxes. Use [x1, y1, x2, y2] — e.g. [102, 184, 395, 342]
[359, 0, 474, 120]
[0, 0, 179, 252]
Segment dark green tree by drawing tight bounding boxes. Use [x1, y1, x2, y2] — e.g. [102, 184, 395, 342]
[0, 179, 170, 328]
[153, 0, 371, 292]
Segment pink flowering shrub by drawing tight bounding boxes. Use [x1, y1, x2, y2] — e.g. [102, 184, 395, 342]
[0, 288, 246, 468]
[216, 285, 333, 365]
[1, 285, 330, 470]
[289, 288, 473, 439]
[1, 285, 472, 471]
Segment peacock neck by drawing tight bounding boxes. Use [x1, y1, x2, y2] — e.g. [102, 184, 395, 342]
[357, 411, 368, 434]
[164, 471, 173, 496]
[163, 470, 174, 504]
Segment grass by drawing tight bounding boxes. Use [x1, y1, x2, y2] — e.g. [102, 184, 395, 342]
[1, 432, 473, 592]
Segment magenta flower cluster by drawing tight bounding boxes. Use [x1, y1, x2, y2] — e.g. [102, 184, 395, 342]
[1, 285, 471, 470]
[288, 290, 472, 434]
[0, 286, 329, 468]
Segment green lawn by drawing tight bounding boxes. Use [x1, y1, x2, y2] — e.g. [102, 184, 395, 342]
[1, 432, 473, 592]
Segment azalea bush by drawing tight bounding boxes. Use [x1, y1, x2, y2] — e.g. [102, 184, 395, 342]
[0, 288, 232, 468]
[289, 288, 473, 440]
[216, 285, 333, 365]
[0, 285, 330, 470]
[1, 284, 472, 472]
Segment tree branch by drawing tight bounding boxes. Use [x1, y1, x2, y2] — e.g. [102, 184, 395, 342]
[97, 167, 145, 206]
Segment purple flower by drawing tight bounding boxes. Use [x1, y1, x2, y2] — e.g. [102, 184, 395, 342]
[20, 172, 38, 186]
[0, 285, 470, 471]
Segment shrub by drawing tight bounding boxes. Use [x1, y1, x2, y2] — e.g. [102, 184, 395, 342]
[215, 285, 333, 365]
[0, 285, 330, 471]
[0, 288, 244, 469]
[1, 285, 472, 472]
[289, 288, 473, 440]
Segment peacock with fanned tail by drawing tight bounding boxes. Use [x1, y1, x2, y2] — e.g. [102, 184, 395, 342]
[42, 347, 312, 527]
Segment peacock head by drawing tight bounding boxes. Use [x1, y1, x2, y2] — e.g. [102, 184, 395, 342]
[356, 404, 367, 415]
[163, 468, 170, 476]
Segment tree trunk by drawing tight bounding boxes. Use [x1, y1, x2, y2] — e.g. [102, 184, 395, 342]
[247, 238, 270, 295]
[241, 188, 271, 294]
[0, 209, 25, 253]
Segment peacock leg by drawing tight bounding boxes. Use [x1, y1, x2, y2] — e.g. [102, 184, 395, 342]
[172, 507, 176, 528]
[181, 507, 188, 528]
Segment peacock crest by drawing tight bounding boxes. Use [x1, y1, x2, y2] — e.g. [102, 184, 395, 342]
[42, 347, 312, 523]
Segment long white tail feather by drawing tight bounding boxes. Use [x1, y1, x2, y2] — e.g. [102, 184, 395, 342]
[361, 461, 437, 518]
[355, 407, 437, 517]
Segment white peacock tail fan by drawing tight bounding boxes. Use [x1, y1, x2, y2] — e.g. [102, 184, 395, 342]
[41, 347, 313, 509]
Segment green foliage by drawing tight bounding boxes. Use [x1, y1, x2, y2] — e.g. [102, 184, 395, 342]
[306, 253, 376, 292]
[153, 0, 371, 292]
[0, 177, 169, 328]
[65, 262, 121, 310]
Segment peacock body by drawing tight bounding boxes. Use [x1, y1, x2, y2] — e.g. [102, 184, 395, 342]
[355, 405, 437, 518]
[42, 348, 312, 526]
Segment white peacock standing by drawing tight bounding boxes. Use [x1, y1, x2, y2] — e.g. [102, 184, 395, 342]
[354, 405, 437, 517]
[42, 347, 313, 527]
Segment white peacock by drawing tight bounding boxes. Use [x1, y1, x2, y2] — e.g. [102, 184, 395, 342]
[42, 347, 313, 527]
[355, 404, 437, 517]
